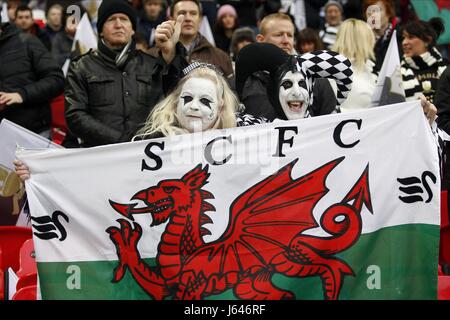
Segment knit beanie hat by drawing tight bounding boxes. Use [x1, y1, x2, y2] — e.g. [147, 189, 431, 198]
[324, 1, 343, 14]
[217, 4, 237, 20]
[97, 0, 137, 34]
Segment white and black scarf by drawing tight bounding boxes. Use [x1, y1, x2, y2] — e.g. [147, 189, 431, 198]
[401, 47, 448, 102]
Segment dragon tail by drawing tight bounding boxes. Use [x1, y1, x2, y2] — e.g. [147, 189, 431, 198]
[291, 165, 372, 255]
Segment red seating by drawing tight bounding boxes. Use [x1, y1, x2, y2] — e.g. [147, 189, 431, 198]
[16, 273, 37, 292]
[0, 270, 3, 300]
[11, 285, 37, 300]
[438, 275, 450, 300]
[16, 239, 37, 278]
[34, 19, 45, 29]
[14, 239, 38, 298]
[0, 227, 32, 272]
[0, 227, 35, 299]
[0, 246, 3, 300]
[437, 0, 450, 10]
[50, 94, 67, 145]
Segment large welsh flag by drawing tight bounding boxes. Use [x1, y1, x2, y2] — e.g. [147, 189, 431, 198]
[18, 101, 440, 300]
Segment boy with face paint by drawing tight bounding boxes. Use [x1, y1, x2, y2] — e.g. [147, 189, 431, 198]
[278, 69, 310, 120]
[242, 13, 338, 121]
[236, 43, 353, 121]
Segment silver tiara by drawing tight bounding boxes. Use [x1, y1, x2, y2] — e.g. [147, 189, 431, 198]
[182, 61, 224, 77]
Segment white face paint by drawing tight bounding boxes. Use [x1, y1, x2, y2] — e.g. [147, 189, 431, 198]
[176, 77, 220, 132]
[278, 71, 309, 120]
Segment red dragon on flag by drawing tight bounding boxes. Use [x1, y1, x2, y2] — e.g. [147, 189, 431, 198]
[106, 157, 372, 300]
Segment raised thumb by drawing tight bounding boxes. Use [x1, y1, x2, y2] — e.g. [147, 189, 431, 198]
[174, 14, 184, 38]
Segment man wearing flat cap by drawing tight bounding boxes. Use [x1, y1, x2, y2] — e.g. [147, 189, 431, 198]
[65, 0, 187, 147]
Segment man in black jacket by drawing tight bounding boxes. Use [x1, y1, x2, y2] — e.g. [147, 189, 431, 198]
[14, 4, 52, 51]
[0, 14, 65, 135]
[239, 13, 338, 121]
[65, 0, 187, 148]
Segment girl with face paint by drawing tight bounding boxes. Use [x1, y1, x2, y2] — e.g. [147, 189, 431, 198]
[177, 76, 222, 132]
[135, 62, 266, 139]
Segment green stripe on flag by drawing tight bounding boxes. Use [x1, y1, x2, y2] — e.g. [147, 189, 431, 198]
[37, 224, 439, 300]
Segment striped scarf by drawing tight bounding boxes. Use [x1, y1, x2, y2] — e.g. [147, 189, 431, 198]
[319, 24, 340, 50]
[401, 47, 448, 102]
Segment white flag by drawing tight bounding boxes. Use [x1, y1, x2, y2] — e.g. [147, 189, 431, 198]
[200, 16, 216, 47]
[18, 102, 441, 300]
[0, 120, 62, 227]
[1, 1, 8, 22]
[72, 13, 97, 54]
[372, 30, 406, 106]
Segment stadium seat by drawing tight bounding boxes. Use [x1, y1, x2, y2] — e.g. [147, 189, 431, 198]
[11, 285, 37, 300]
[16, 273, 37, 292]
[16, 239, 37, 278]
[50, 94, 67, 145]
[438, 275, 450, 300]
[0, 271, 3, 300]
[13, 239, 38, 295]
[0, 227, 32, 272]
[0, 246, 3, 300]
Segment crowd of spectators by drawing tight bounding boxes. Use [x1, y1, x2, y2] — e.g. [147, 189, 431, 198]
[3, 0, 450, 297]
[1, 0, 450, 146]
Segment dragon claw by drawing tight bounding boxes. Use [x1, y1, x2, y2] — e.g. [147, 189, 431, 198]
[134, 221, 142, 233]
[112, 261, 127, 283]
[129, 222, 143, 246]
[106, 226, 125, 247]
[106, 219, 143, 283]
[117, 219, 132, 240]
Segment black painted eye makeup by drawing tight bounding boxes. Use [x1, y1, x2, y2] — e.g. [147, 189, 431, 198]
[298, 80, 307, 89]
[281, 80, 293, 90]
[182, 95, 193, 104]
[200, 98, 212, 108]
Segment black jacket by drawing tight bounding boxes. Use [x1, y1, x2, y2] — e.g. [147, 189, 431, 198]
[305, 0, 327, 30]
[241, 71, 337, 120]
[65, 42, 186, 147]
[436, 67, 450, 135]
[44, 24, 62, 44]
[32, 23, 52, 52]
[218, 0, 258, 28]
[136, 12, 165, 47]
[0, 23, 65, 133]
[51, 31, 74, 68]
[374, 19, 402, 73]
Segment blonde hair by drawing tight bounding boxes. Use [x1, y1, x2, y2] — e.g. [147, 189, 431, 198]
[332, 19, 375, 71]
[136, 67, 238, 137]
[259, 13, 294, 36]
